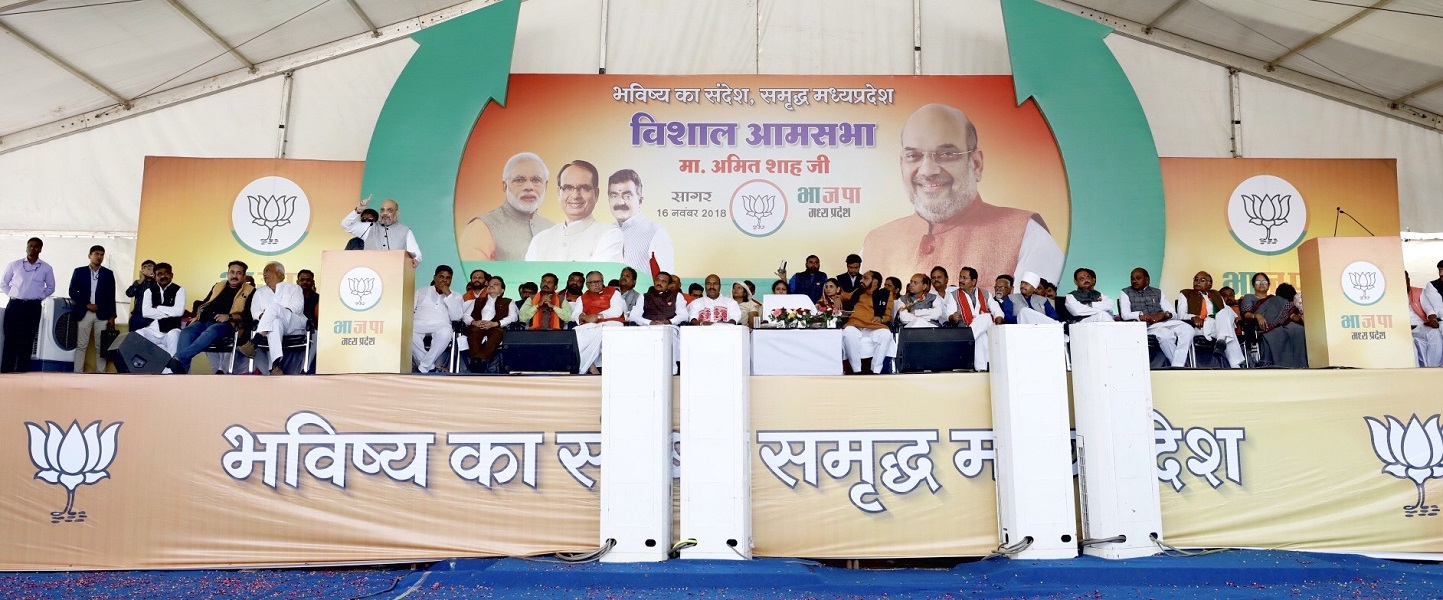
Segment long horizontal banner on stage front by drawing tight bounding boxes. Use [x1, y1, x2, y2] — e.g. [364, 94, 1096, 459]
[3, 369, 1441, 569]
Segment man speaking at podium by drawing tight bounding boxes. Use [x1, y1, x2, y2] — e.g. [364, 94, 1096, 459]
[342, 195, 422, 268]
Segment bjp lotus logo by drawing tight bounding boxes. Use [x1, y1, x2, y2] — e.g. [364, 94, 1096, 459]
[339, 266, 384, 311]
[1365, 415, 1443, 517]
[230, 175, 312, 255]
[247, 194, 297, 245]
[1227, 175, 1308, 255]
[25, 420, 122, 523]
[1341, 261, 1386, 306]
[729, 179, 788, 238]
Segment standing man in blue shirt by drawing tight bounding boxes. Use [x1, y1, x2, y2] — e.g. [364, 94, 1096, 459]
[2, 237, 56, 373]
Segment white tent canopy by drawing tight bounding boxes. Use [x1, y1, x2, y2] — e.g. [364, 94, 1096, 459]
[2, 0, 1441, 280]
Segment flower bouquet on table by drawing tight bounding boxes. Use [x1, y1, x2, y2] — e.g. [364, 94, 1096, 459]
[768, 307, 809, 328]
[810, 306, 842, 328]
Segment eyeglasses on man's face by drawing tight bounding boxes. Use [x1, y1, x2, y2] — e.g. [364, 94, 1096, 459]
[900, 149, 975, 165]
[561, 184, 597, 195]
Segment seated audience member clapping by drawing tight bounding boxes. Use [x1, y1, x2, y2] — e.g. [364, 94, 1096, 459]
[412, 265, 465, 373]
[690, 274, 742, 326]
[520, 273, 573, 330]
[462, 275, 516, 372]
[574, 271, 627, 374]
[839, 270, 895, 374]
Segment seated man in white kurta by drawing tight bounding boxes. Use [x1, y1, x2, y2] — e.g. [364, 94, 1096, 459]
[689, 274, 742, 326]
[1120, 267, 1194, 368]
[946, 266, 1004, 371]
[1175, 270, 1243, 368]
[1007, 271, 1060, 325]
[412, 265, 464, 373]
[136, 263, 186, 364]
[573, 270, 627, 375]
[1408, 271, 1443, 367]
[896, 273, 944, 328]
[1062, 267, 1115, 324]
[248, 261, 307, 375]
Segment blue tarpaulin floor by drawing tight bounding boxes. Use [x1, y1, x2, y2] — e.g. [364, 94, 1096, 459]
[2, 550, 1441, 599]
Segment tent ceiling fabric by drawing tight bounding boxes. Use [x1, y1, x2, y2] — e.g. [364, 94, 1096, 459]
[1, 0, 1442, 139]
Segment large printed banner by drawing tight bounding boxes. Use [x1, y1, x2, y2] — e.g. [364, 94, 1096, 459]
[5, 369, 1443, 569]
[136, 157, 364, 313]
[1158, 158, 1400, 296]
[453, 75, 1071, 286]
[1154, 370, 1443, 553]
[0, 374, 603, 570]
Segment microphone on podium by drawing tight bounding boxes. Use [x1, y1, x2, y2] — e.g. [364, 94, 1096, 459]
[1333, 206, 1376, 237]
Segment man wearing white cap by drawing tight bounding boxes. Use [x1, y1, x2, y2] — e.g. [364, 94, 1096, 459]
[1120, 267, 1193, 368]
[1007, 271, 1059, 324]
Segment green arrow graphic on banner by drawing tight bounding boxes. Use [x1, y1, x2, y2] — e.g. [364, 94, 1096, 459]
[1002, 0, 1164, 296]
[360, 0, 520, 274]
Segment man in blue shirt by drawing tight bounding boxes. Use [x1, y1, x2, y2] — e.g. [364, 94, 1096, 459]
[2, 237, 56, 373]
[775, 255, 828, 303]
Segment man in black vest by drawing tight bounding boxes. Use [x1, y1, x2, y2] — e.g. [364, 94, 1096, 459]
[68, 245, 117, 372]
[134, 263, 186, 367]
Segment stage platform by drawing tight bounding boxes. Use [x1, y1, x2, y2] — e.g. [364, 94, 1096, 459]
[2, 550, 1442, 599]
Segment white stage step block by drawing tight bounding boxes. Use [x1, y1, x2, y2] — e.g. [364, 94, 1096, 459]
[988, 323, 1078, 560]
[679, 325, 752, 559]
[1070, 322, 1163, 559]
[600, 326, 675, 562]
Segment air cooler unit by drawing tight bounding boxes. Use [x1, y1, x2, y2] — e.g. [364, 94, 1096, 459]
[31, 298, 77, 372]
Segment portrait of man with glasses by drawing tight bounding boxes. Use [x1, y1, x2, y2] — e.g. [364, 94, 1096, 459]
[525, 159, 624, 262]
[861, 102, 1063, 287]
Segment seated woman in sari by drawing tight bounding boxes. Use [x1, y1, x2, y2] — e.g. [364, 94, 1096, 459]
[1252, 282, 1307, 368]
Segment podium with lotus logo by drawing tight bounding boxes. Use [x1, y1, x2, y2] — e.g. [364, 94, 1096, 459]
[1297, 237, 1413, 368]
[317, 250, 415, 373]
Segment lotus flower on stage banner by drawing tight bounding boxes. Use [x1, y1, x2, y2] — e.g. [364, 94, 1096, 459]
[1241, 193, 1291, 245]
[1365, 415, 1443, 517]
[25, 420, 122, 523]
[348, 277, 376, 306]
[742, 194, 774, 230]
[248, 194, 297, 245]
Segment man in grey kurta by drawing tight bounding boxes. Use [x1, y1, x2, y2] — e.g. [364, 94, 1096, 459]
[341, 197, 421, 268]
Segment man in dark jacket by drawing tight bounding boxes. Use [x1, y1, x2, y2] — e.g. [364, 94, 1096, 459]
[68, 245, 117, 372]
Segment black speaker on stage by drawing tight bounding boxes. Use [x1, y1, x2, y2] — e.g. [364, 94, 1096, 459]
[501, 330, 580, 373]
[895, 327, 974, 373]
[107, 332, 171, 374]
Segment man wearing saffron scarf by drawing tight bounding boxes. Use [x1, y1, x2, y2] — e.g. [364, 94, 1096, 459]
[1176, 271, 1243, 368]
[1407, 271, 1442, 367]
[520, 273, 573, 330]
[573, 270, 626, 374]
[1062, 267, 1115, 324]
[947, 266, 1003, 371]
